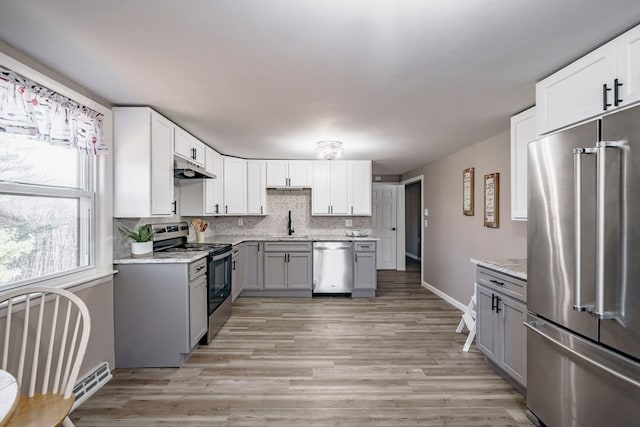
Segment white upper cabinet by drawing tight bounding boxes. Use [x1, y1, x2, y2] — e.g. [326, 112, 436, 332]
[312, 160, 370, 216]
[204, 148, 224, 215]
[113, 107, 176, 218]
[536, 42, 616, 135]
[616, 24, 640, 108]
[180, 147, 223, 216]
[247, 160, 267, 215]
[348, 160, 372, 216]
[265, 160, 312, 187]
[223, 156, 247, 215]
[313, 161, 349, 215]
[510, 107, 536, 221]
[537, 23, 640, 135]
[174, 127, 205, 166]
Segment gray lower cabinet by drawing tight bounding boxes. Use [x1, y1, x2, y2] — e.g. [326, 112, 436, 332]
[114, 257, 208, 368]
[476, 266, 527, 392]
[189, 274, 207, 348]
[353, 241, 377, 297]
[243, 241, 264, 291]
[263, 242, 312, 290]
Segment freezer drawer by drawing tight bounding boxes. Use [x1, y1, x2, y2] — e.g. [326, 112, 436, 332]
[526, 314, 640, 427]
[313, 242, 353, 293]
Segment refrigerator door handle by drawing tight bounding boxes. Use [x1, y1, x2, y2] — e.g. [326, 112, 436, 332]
[595, 140, 629, 320]
[524, 320, 640, 389]
[573, 148, 596, 312]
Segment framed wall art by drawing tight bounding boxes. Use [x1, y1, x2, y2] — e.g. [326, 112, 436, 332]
[463, 167, 474, 216]
[484, 172, 499, 228]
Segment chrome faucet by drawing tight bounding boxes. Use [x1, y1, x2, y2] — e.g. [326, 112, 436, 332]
[288, 210, 294, 236]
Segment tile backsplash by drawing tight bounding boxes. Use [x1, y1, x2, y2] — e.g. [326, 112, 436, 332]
[206, 189, 371, 237]
[114, 189, 371, 258]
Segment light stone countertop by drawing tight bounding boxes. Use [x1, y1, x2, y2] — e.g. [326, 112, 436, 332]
[471, 258, 527, 280]
[207, 235, 379, 246]
[113, 235, 379, 264]
[114, 251, 209, 265]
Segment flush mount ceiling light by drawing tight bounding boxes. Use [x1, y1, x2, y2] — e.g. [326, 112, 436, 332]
[315, 140, 343, 160]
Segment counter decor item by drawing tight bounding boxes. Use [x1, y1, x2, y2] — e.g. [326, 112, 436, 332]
[483, 172, 499, 228]
[191, 218, 208, 243]
[119, 224, 154, 256]
[463, 167, 474, 216]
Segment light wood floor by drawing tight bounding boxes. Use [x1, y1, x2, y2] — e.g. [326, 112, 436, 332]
[71, 269, 530, 426]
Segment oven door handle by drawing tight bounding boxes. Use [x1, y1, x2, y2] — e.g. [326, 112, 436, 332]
[212, 251, 232, 262]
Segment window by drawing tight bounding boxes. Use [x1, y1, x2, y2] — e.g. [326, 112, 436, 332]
[0, 133, 95, 286]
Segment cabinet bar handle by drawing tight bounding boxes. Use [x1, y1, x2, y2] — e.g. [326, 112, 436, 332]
[603, 83, 612, 111]
[491, 294, 496, 312]
[355, 253, 358, 262]
[489, 279, 504, 286]
[171, 201, 177, 214]
[328, 206, 331, 214]
[614, 78, 624, 107]
[495, 296, 502, 313]
[225, 205, 228, 214]
[215, 204, 219, 214]
[351, 206, 353, 215]
[261, 205, 263, 214]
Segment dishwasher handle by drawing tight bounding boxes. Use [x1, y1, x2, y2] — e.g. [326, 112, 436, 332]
[313, 242, 353, 251]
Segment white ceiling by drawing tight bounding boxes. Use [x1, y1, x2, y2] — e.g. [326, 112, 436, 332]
[1, 1, 640, 174]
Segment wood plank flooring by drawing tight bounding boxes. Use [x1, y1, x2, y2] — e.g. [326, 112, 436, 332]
[71, 268, 530, 426]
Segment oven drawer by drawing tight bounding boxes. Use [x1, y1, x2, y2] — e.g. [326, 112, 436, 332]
[189, 257, 207, 280]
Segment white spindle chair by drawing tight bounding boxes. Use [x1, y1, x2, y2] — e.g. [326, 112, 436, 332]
[0, 286, 90, 427]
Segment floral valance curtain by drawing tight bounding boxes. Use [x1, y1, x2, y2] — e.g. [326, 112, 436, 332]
[0, 65, 108, 155]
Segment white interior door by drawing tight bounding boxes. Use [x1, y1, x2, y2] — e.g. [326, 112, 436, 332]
[372, 184, 397, 270]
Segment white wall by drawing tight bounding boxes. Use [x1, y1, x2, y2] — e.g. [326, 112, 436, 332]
[402, 131, 527, 306]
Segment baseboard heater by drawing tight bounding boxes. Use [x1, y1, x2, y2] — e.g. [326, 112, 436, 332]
[72, 361, 113, 411]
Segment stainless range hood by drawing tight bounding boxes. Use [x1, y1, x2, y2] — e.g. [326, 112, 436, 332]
[174, 158, 216, 179]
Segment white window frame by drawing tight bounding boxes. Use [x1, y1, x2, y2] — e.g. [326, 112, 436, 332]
[0, 51, 114, 292]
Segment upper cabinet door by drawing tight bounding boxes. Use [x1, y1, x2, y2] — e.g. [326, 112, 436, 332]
[616, 24, 640, 107]
[536, 42, 616, 135]
[312, 161, 331, 215]
[150, 112, 175, 216]
[223, 157, 247, 215]
[246, 160, 266, 215]
[266, 160, 288, 187]
[510, 107, 536, 221]
[174, 128, 205, 166]
[205, 148, 224, 215]
[288, 161, 312, 187]
[348, 161, 372, 216]
[330, 161, 349, 215]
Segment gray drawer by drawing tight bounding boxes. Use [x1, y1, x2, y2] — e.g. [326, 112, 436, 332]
[477, 267, 526, 303]
[354, 241, 376, 252]
[189, 258, 207, 280]
[264, 241, 312, 252]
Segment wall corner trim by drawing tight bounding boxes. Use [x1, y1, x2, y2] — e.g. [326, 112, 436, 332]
[422, 281, 466, 312]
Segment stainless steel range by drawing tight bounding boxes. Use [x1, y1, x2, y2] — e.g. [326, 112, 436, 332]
[151, 222, 232, 343]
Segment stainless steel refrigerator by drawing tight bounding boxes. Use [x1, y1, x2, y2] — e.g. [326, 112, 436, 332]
[527, 104, 640, 427]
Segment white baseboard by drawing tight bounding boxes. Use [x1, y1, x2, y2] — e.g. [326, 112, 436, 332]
[405, 252, 421, 261]
[422, 281, 466, 312]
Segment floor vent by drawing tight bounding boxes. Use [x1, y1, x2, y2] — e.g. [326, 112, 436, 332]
[72, 362, 113, 411]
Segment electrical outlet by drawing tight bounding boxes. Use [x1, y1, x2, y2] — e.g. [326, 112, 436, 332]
[424, 219, 428, 227]
[345, 219, 353, 227]
[238, 218, 243, 226]
[424, 208, 429, 216]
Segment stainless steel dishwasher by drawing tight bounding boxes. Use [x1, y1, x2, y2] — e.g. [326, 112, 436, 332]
[312, 242, 353, 294]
